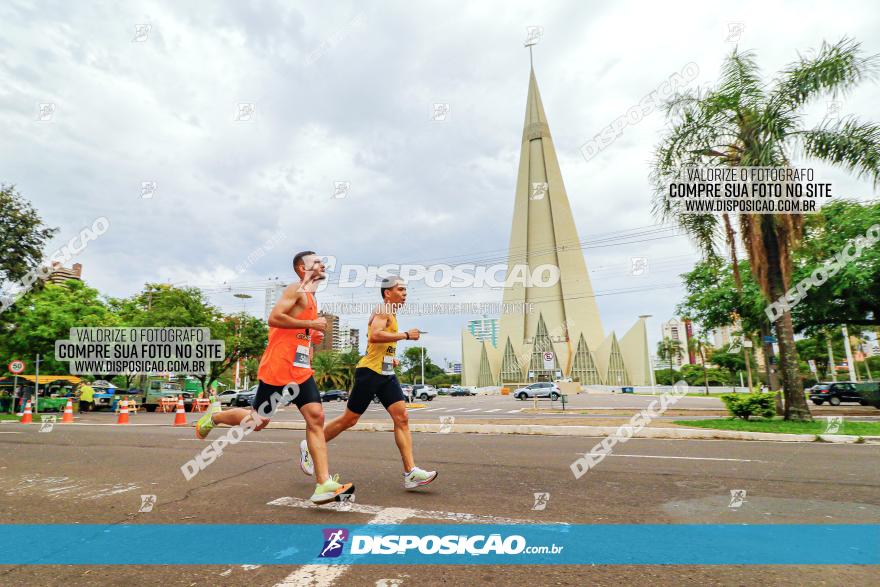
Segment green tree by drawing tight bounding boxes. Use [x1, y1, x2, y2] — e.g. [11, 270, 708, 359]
[312, 351, 347, 390]
[0, 184, 58, 285]
[201, 313, 268, 393]
[657, 337, 684, 374]
[337, 348, 361, 390]
[401, 346, 442, 383]
[654, 38, 880, 420]
[0, 281, 116, 374]
[687, 335, 713, 394]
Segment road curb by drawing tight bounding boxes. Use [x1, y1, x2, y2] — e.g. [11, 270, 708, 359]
[265, 421, 825, 442]
[817, 434, 862, 444]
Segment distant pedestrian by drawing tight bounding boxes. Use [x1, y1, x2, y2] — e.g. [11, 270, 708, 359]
[78, 382, 95, 412]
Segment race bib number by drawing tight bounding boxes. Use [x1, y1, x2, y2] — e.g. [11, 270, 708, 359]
[381, 355, 394, 375]
[293, 344, 311, 369]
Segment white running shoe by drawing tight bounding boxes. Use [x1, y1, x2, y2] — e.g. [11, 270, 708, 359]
[403, 467, 437, 489]
[299, 439, 314, 476]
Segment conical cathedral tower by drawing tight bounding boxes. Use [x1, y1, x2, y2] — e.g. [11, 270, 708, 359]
[461, 59, 651, 388]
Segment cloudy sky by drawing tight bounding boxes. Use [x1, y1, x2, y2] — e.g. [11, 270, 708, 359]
[2, 0, 879, 365]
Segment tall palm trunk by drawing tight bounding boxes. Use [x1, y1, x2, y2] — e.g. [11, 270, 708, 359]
[762, 224, 811, 420]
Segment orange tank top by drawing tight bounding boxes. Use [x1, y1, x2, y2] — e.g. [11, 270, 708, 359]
[257, 291, 317, 386]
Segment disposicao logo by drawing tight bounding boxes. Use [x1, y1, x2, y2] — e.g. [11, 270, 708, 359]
[319, 528, 349, 558]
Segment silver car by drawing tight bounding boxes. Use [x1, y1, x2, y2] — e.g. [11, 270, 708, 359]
[513, 382, 561, 400]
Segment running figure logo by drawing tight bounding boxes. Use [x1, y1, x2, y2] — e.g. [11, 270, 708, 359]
[532, 492, 550, 510]
[319, 528, 349, 558]
[729, 489, 747, 509]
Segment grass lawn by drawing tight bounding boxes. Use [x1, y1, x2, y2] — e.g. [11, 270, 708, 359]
[674, 418, 880, 436]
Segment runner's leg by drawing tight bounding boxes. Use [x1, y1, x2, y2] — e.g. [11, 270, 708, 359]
[386, 400, 415, 472]
[323, 408, 362, 442]
[299, 402, 329, 483]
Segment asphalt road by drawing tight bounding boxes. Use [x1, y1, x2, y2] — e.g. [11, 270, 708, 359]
[1, 421, 878, 586]
[60, 392, 880, 426]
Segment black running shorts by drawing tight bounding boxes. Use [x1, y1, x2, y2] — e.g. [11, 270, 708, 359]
[346, 367, 406, 414]
[251, 376, 321, 415]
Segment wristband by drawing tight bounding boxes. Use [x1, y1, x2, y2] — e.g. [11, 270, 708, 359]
[405, 332, 410, 340]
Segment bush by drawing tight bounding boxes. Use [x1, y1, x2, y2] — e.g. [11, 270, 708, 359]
[719, 392, 776, 420]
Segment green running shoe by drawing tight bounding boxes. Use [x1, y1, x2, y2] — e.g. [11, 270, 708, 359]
[195, 404, 221, 440]
[310, 474, 355, 505]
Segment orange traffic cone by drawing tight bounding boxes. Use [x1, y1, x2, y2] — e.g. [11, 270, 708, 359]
[62, 398, 74, 423]
[116, 399, 130, 424]
[173, 395, 187, 426]
[20, 400, 33, 424]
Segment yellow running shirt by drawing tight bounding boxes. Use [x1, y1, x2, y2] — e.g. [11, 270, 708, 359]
[357, 313, 398, 375]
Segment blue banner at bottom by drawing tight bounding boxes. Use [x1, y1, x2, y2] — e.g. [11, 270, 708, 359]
[1, 524, 877, 565]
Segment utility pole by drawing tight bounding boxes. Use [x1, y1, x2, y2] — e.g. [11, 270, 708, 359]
[842, 325, 857, 381]
[34, 354, 41, 414]
[420, 346, 425, 385]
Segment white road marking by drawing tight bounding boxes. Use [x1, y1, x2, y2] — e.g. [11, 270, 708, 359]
[179, 438, 287, 444]
[575, 452, 761, 462]
[267, 497, 564, 525]
[0, 432, 21, 434]
[443, 408, 465, 413]
[506, 409, 521, 413]
[484, 409, 502, 413]
[423, 408, 444, 412]
[463, 409, 482, 413]
[273, 503, 415, 587]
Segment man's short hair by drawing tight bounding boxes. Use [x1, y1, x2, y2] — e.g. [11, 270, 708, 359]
[293, 251, 316, 273]
[381, 276, 403, 300]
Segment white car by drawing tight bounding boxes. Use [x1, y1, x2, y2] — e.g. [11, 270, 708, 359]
[411, 384, 438, 401]
[513, 382, 561, 400]
[217, 389, 242, 406]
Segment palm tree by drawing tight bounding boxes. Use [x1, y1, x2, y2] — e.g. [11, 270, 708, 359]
[657, 337, 684, 376]
[337, 348, 362, 390]
[653, 38, 880, 420]
[311, 351, 347, 390]
[687, 334, 712, 395]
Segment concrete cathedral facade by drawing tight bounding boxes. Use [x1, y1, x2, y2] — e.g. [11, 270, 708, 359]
[460, 65, 651, 388]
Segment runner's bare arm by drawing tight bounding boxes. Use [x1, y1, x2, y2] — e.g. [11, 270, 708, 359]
[267, 285, 326, 330]
[367, 314, 418, 342]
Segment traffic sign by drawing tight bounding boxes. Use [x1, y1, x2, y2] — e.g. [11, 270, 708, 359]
[763, 335, 777, 343]
[8, 360, 25, 374]
[542, 352, 554, 369]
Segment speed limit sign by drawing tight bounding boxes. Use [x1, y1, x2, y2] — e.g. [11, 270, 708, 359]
[8, 360, 25, 374]
[542, 352, 554, 369]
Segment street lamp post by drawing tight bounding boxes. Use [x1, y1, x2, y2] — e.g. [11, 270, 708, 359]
[233, 293, 253, 390]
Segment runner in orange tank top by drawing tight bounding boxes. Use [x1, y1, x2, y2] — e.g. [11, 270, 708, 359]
[193, 251, 355, 505]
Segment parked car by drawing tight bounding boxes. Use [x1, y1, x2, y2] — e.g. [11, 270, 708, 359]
[809, 381, 869, 406]
[437, 387, 451, 396]
[449, 386, 476, 396]
[411, 384, 437, 401]
[235, 385, 258, 407]
[400, 384, 414, 403]
[217, 389, 240, 406]
[321, 389, 349, 402]
[513, 382, 561, 400]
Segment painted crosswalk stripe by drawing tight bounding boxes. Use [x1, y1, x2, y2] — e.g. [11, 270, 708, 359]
[484, 409, 502, 413]
[444, 408, 465, 412]
[464, 408, 482, 413]
[506, 409, 521, 413]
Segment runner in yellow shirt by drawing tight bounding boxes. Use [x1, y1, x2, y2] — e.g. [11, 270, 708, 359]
[300, 276, 437, 490]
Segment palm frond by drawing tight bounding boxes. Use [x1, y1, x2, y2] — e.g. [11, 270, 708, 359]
[795, 118, 880, 187]
[768, 37, 879, 114]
